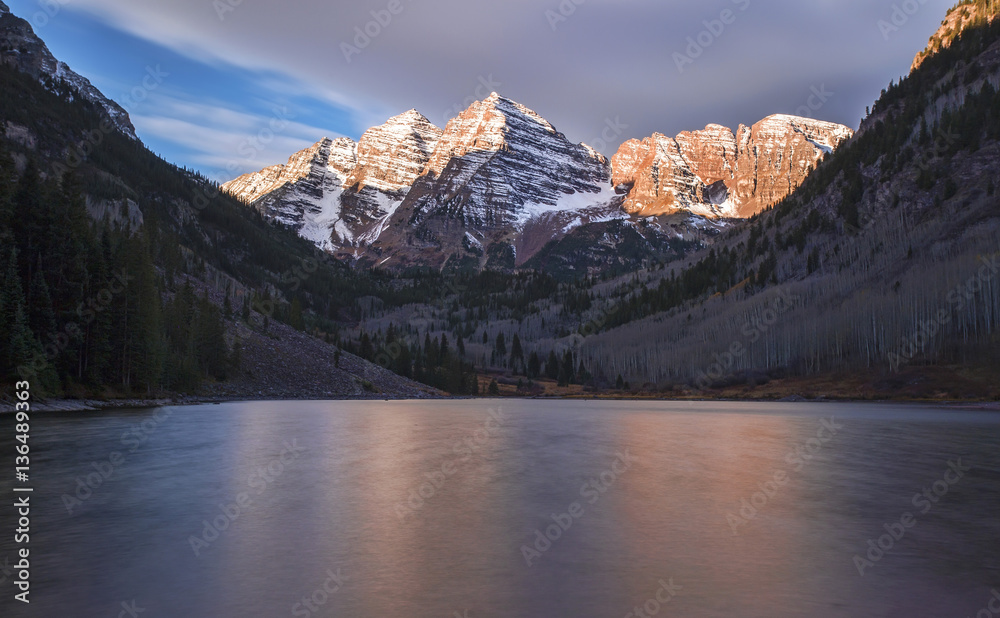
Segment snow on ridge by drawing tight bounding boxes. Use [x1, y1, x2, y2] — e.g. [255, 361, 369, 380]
[514, 181, 619, 228]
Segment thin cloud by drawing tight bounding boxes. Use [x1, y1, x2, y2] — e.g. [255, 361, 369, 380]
[53, 0, 955, 162]
[132, 92, 338, 180]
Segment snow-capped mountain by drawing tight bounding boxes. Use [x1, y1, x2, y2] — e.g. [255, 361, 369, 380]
[612, 115, 853, 219]
[366, 93, 619, 267]
[0, 1, 136, 139]
[225, 94, 853, 268]
[222, 110, 443, 252]
[225, 93, 619, 265]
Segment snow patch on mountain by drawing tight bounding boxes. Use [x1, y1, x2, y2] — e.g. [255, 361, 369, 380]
[222, 113, 443, 253]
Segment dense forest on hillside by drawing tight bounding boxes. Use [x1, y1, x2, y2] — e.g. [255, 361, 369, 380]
[0, 153, 230, 396]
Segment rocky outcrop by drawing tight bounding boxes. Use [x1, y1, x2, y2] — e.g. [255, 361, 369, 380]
[222, 111, 443, 253]
[347, 109, 443, 192]
[367, 93, 617, 267]
[0, 4, 136, 139]
[612, 115, 853, 219]
[226, 94, 616, 266]
[912, 0, 999, 71]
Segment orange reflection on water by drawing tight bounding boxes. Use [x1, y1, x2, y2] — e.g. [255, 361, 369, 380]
[611, 408, 809, 615]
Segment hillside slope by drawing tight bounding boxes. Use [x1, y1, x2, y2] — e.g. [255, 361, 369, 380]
[569, 15, 1000, 397]
[912, 0, 999, 71]
[0, 1, 135, 138]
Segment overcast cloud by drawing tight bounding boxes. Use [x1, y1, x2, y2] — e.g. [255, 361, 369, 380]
[10, 0, 955, 178]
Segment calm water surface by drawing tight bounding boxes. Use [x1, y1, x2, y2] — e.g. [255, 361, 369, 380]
[1, 399, 999, 617]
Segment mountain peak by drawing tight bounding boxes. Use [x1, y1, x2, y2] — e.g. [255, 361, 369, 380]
[350, 109, 443, 193]
[387, 109, 433, 126]
[613, 114, 853, 218]
[470, 92, 557, 139]
[0, 2, 136, 138]
[912, 0, 999, 71]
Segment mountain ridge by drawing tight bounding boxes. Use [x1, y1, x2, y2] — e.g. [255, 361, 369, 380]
[912, 0, 999, 71]
[225, 95, 852, 269]
[612, 115, 853, 219]
[0, 4, 136, 139]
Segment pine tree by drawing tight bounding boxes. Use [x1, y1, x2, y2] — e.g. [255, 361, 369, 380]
[394, 344, 412, 378]
[289, 297, 304, 330]
[123, 232, 164, 393]
[558, 350, 575, 387]
[11, 159, 46, 279]
[2, 247, 55, 392]
[359, 332, 374, 360]
[50, 171, 92, 314]
[0, 144, 14, 244]
[229, 340, 242, 374]
[495, 332, 507, 357]
[194, 294, 228, 380]
[439, 333, 450, 364]
[527, 351, 541, 378]
[545, 350, 559, 380]
[578, 359, 591, 385]
[81, 229, 113, 384]
[27, 260, 56, 342]
[0, 247, 17, 378]
[510, 333, 524, 373]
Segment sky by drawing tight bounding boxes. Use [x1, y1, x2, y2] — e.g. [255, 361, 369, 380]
[6, 0, 955, 184]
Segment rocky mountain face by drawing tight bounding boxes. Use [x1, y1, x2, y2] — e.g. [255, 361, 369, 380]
[222, 110, 443, 253]
[912, 0, 999, 71]
[366, 93, 618, 268]
[612, 115, 853, 219]
[0, 2, 136, 139]
[225, 94, 619, 266]
[227, 93, 852, 269]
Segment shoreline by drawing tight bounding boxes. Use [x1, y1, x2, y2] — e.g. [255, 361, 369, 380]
[0, 392, 449, 414]
[3, 394, 998, 414]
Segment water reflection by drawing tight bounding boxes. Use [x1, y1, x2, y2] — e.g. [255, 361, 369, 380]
[1, 400, 998, 617]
